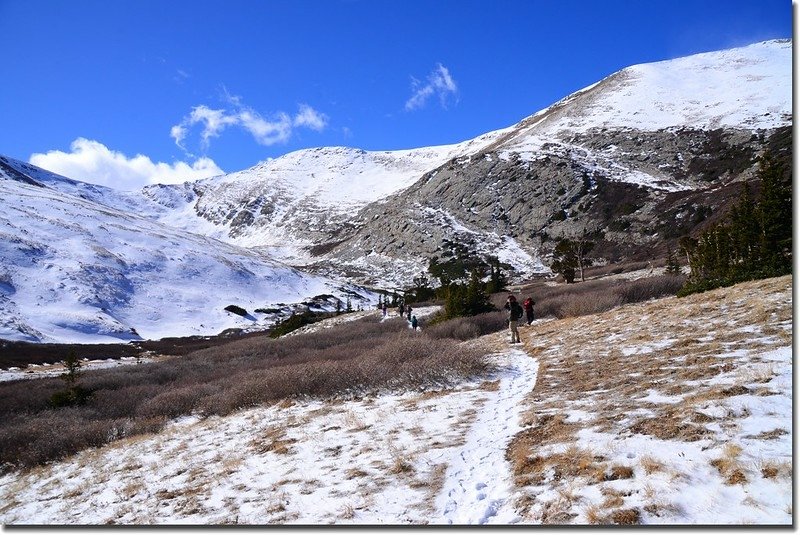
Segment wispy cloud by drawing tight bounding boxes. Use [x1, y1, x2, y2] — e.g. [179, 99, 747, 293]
[405, 63, 459, 111]
[171, 93, 329, 153]
[30, 138, 224, 191]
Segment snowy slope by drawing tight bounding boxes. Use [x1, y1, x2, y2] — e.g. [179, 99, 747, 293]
[0, 276, 791, 524]
[0, 169, 370, 343]
[168, 130, 512, 259]
[480, 40, 792, 194]
[0, 40, 791, 342]
[506, 39, 791, 144]
[141, 40, 790, 269]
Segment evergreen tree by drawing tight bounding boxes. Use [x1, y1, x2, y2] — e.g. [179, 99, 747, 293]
[665, 245, 681, 275]
[485, 256, 508, 294]
[756, 152, 792, 275]
[50, 350, 91, 407]
[551, 239, 578, 283]
[464, 268, 494, 316]
[443, 283, 467, 319]
[679, 149, 792, 296]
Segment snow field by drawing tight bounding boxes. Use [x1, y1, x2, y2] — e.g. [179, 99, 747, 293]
[0, 349, 539, 525]
[0, 275, 792, 525]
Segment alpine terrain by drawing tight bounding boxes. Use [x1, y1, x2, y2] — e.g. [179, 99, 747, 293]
[0, 39, 792, 527]
[0, 39, 791, 342]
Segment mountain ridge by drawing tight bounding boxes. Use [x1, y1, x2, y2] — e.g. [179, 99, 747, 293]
[0, 39, 791, 341]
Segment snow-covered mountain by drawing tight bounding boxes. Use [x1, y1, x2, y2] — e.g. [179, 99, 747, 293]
[140, 40, 791, 287]
[0, 39, 791, 342]
[141, 130, 513, 263]
[0, 156, 371, 343]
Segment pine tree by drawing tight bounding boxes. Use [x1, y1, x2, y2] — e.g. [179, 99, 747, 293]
[485, 256, 508, 294]
[679, 148, 792, 296]
[756, 152, 792, 275]
[665, 245, 681, 275]
[464, 268, 493, 316]
[551, 239, 578, 283]
[50, 350, 91, 407]
[443, 283, 467, 319]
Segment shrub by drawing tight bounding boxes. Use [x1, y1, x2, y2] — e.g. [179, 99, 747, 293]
[515, 274, 687, 321]
[224, 304, 248, 316]
[426, 311, 507, 341]
[0, 314, 490, 471]
[268, 311, 336, 338]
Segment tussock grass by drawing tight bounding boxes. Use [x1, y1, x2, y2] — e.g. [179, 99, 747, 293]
[0, 315, 489, 471]
[506, 274, 686, 320]
[425, 311, 507, 341]
[507, 275, 791, 521]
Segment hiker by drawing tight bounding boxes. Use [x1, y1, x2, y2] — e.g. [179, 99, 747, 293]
[382, 303, 387, 318]
[523, 296, 535, 325]
[411, 315, 418, 331]
[504, 294, 522, 344]
[399, 303, 405, 318]
[406, 305, 413, 321]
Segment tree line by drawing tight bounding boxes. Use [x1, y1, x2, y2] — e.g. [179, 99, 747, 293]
[678, 151, 791, 296]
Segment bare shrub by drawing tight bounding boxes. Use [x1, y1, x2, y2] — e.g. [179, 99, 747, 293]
[0, 314, 489, 470]
[137, 384, 218, 419]
[0, 411, 133, 469]
[520, 274, 685, 320]
[558, 292, 623, 318]
[425, 317, 480, 341]
[611, 508, 641, 525]
[425, 311, 507, 341]
[613, 275, 686, 304]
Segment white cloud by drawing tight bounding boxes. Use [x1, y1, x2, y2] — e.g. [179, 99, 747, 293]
[293, 104, 328, 131]
[30, 138, 224, 191]
[171, 97, 328, 153]
[405, 63, 459, 111]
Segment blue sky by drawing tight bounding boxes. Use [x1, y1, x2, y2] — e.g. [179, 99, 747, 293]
[0, 0, 792, 190]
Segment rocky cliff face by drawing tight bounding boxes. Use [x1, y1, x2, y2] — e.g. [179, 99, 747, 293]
[301, 125, 790, 287]
[157, 40, 793, 289]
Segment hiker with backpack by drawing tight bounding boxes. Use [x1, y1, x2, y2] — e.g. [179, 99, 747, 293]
[504, 294, 523, 344]
[523, 296, 535, 325]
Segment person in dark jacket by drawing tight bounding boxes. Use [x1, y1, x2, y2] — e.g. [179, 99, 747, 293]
[504, 295, 522, 344]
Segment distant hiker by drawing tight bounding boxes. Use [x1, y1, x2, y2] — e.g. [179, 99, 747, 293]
[399, 303, 406, 317]
[411, 315, 418, 331]
[504, 294, 522, 344]
[382, 303, 388, 317]
[523, 297, 535, 325]
[406, 305, 413, 321]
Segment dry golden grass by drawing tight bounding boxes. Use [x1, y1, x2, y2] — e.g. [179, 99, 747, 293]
[540, 497, 578, 524]
[249, 426, 296, 455]
[611, 508, 641, 525]
[640, 456, 665, 475]
[340, 503, 356, 520]
[584, 504, 606, 524]
[607, 465, 634, 480]
[389, 453, 416, 475]
[504, 275, 791, 522]
[758, 459, 791, 480]
[710, 443, 748, 485]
